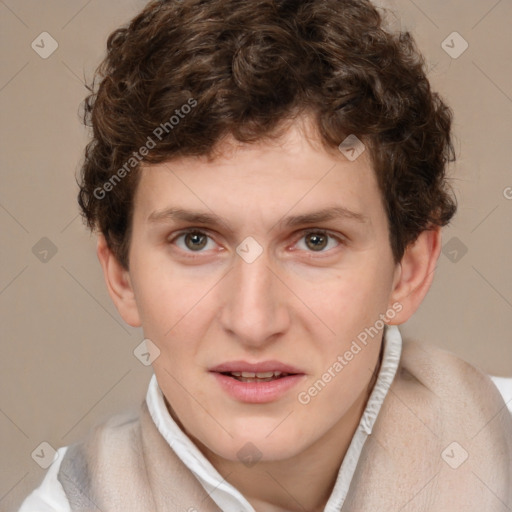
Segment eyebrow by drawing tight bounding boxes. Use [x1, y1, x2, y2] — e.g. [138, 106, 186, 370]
[146, 205, 369, 231]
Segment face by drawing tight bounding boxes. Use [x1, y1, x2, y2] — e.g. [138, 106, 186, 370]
[124, 117, 401, 462]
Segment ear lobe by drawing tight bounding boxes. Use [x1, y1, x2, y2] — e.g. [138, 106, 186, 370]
[96, 234, 142, 328]
[387, 227, 442, 325]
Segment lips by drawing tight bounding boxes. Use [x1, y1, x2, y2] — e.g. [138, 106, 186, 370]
[211, 371, 305, 402]
[209, 360, 306, 402]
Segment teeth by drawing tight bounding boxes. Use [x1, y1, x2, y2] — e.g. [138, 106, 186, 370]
[230, 370, 287, 379]
[256, 371, 276, 378]
[240, 371, 285, 378]
[239, 376, 274, 382]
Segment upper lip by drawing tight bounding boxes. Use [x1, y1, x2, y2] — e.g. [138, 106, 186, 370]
[209, 360, 304, 374]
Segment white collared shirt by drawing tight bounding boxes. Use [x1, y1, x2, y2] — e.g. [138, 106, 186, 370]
[18, 326, 512, 512]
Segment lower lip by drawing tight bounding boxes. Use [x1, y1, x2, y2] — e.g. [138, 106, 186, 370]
[211, 372, 305, 403]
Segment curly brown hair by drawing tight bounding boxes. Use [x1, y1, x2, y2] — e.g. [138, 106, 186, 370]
[77, 0, 457, 270]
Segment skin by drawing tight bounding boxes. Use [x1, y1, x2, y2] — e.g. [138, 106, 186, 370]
[98, 115, 441, 512]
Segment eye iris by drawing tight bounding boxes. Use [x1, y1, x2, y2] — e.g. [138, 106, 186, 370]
[185, 232, 207, 251]
[306, 233, 327, 251]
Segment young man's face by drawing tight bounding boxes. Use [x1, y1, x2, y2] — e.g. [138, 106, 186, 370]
[122, 117, 402, 462]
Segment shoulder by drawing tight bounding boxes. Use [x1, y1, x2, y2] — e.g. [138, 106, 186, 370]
[18, 446, 71, 512]
[58, 407, 142, 479]
[377, 338, 512, 507]
[398, 339, 512, 437]
[18, 408, 142, 512]
[399, 338, 501, 398]
[67, 407, 141, 453]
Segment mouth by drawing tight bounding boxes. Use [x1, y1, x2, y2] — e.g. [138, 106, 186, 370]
[209, 361, 306, 403]
[209, 360, 304, 379]
[218, 370, 294, 383]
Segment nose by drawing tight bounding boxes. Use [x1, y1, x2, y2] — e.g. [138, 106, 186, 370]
[219, 248, 290, 349]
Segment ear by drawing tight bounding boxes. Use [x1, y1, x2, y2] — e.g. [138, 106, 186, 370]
[96, 234, 142, 328]
[387, 226, 442, 325]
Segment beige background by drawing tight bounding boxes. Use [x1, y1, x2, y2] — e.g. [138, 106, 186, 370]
[1, 0, 511, 510]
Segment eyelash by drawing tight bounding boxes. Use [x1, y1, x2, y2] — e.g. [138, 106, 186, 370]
[168, 228, 345, 258]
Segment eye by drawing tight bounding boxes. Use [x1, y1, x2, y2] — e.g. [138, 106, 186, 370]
[295, 230, 342, 252]
[171, 229, 217, 252]
[168, 228, 343, 256]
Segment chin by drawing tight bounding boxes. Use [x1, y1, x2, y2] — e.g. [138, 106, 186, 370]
[199, 427, 308, 463]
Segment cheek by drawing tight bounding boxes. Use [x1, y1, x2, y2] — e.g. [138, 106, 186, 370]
[133, 276, 224, 402]
[294, 263, 390, 338]
[299, 341, 380, 431]
[295, 276, 385, 421]
[130, 255, 214, 338]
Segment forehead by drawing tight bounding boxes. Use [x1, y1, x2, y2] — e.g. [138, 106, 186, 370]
[132, 119, 384, 233]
